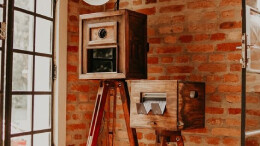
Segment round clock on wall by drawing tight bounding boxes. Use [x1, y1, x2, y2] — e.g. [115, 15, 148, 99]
[83, 0, 109, 5]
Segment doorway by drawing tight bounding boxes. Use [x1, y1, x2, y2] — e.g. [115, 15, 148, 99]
[242, 0, 260, 145]
[0, 0, 55, 145]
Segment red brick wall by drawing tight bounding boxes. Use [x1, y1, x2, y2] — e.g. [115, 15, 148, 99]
[66, 0, 244, 145]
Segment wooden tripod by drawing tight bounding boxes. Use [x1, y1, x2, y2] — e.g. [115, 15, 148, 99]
[86, 80, 138, 146]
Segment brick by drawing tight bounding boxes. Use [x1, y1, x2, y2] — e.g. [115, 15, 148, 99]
[246, 139, 259, 146]
[148, 28, 155, 36]
[207, 75, 222, 82]
[230, 64, 241, 71]
[192, 55, 207, 62]
[228, 53, 241, 61]
[136, 7, 156, 15]
[246, 109, 260, 116]
[148, 57, 159, 64]
[226, 118, 240, 126]
[68, 46, 78, 52]
[194, 34, 209, 41]
[145, 0, 157, 4]
[228, 108, 241, 114]
[188, 0, 215, 9]
[79, 103, 95, 111]
[148, 66, 163, 73]
[198, 63, 227, 72]
[176, 55, 189, 63]
[224, 73, 239, 82]
[217, 42, 241, 51]
[223, 137, 239, 145]
[204, 11, 217, 20]
[164, 36, 177, 43]
[161, 57, 173, 63]
[209, 54, 225, 62]
[69, 34, 79, 43]
[144, 133, 156, 140]
[67, 104, 76, 112]
[220, 0, 241, 6]
[211, 33, 226, 40]
[220, 21, 242, 29]
[70, 84, 90, 92]
[206, 84, 216, 93]
[68, 24, 79, 33]
[68, 74, 78, 82]
[167, 66, 194, 73]
[221, 10, 235, 18]
[218, 85, 241, 92]
[67, 94, 77, 102]
[212, 128, 240, 137]
[133, 0, 142, 5]
[68, 54, 78, 63]
[159, 5, 185, 13]
[206, 107, 224, 114]
[179, 35, 193, 43]
[226, 95, 240, 103]
[209, 94, 222, 102]
[189, 136, 202, 144]
[172, 15, 185, 23]
[206, 118, 223, 126]
[67, 123, 86, 131]
[187, 44, 214, 52]
[189, 75, 203, 81]
[156, 46, 182, 54]
[207, 137, 220, 145]
[149, 38, 161, 44]
[137, 132, 143, 140]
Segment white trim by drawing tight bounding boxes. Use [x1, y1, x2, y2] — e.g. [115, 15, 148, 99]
[54, 0, 67, 145]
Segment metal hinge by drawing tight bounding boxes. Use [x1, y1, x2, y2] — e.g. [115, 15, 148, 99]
[237, 33, 248, 68]
[53, 64, 57, 80]
[0, 22, 6, 40]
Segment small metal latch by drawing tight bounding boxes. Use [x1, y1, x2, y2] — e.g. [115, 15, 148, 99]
[0, 22, 6, 40]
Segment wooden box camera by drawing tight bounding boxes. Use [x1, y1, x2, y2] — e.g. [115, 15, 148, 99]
[129, 80, 205, 131]
[79, 10, 148, 79]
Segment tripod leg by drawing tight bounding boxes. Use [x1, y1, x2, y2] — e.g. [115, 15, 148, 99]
[117, 81, 139, 146]
[87, 81, 110, 146]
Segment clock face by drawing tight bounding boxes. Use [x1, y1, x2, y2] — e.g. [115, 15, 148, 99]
[83, 0, 109, 5]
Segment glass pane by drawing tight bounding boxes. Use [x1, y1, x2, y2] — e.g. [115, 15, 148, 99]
[12, 53, 33, 91]
[36, 0, 52, 17]
[245, 3, 260, 145]
[34, 95, 51, 130]
[11, 95, 32, 134]
[14, 0, 34, 11]
[35, 56, 52, 91]
[33, 132, 51, 146]
[14, 11, 34, 51]
[35, 18, 52, 54]
[0, 0, 2, 4]
[11, 135, 31, 146]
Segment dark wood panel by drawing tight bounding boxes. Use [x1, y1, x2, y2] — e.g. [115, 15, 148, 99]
[177, 81, 205, 130]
